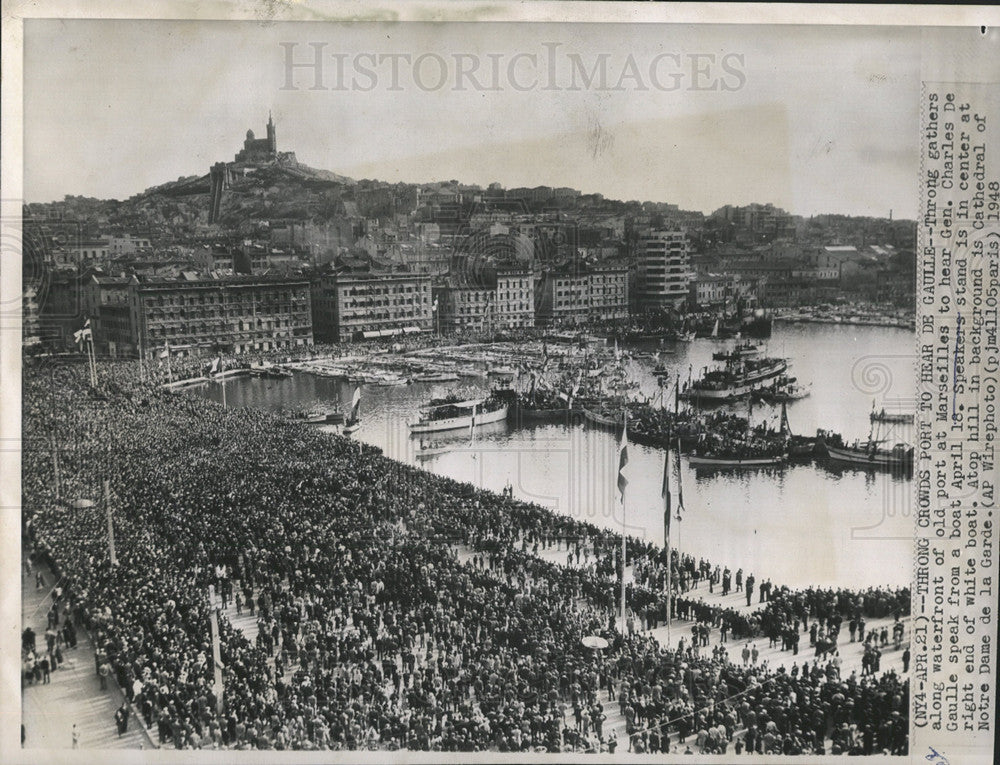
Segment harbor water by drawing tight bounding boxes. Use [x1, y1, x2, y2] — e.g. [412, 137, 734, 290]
[198, 322, 916, 590]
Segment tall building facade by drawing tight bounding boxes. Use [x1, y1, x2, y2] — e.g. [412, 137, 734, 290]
[636, 230, 691, 311]
[311, 272, 433, 342]
[494, 268, 535, 329]
[535, 262, 629, 325]
[128, 274, 314, 356]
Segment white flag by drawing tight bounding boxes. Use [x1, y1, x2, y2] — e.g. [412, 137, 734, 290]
[73, 319, 92, 345]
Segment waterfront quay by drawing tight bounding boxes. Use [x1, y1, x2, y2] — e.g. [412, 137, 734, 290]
[21, 346, 911, 753]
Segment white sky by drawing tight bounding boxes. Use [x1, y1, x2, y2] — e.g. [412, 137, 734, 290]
[22, 20, 975, 217]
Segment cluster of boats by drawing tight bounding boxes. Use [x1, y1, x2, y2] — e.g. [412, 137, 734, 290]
[775, 305, 915, 330]
[615, 308, 774, 343]
[272, 331, 913, 474]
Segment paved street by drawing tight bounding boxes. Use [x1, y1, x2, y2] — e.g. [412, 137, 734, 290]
[20, 555, 152, 750]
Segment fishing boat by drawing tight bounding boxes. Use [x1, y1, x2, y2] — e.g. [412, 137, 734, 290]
[818, 409, 914, 470]
[680, 357, 789, 402]
[412, 371, 460, 383]
[582, 407, 621, 429]
[823, 438, 914, 470]
[870, 409, 915, 424]
[687, 451, 786, 467]
[342, 387, 362, 435]
[754, 375, 811, 403]
[415, 442, 454, 460]
[686, 403, 788, 467]
[409, 391, 509, 434]
[296, 407, 345, 425]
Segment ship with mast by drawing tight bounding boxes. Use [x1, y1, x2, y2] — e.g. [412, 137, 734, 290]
[819, 404, 914, 472]
[679, 355, 788, 403]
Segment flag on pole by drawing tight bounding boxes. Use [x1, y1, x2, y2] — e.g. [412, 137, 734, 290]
[662, 449, 671, 538]
[159, 342, 170, 359]
[210, 356, 221, 374]
[617, 412, 629, 503]
[674, 437, 684, 519]
[350, 386, 362, 424]
[73, 319, 92, 345]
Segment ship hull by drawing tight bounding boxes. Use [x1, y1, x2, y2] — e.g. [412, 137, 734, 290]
[409, 404, 509, 433]
[688, 453, 786, 467]
[582, 408, 620, 428]
[681, 360, 788, 401]
[825, 444, 914, 468]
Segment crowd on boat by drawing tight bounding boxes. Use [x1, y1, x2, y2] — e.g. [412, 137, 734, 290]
[22, 358, 909, 754]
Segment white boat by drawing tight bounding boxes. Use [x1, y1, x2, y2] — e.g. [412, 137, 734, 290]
[825, 441, 913, 469]
[413, 372, 460, 383]
[687, 453, 787, 467]
[409, 395, 509, 434]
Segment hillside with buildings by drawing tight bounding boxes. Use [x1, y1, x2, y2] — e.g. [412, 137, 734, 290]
[22, 113, 917, 357]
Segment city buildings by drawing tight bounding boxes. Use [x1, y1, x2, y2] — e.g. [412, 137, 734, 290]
[129, 273, 314, 357]
[311, 267, 433, 342]
[535, 261, 628, 325]
[635, 230, 691, 312]
[434, 266, 535, 332]
[687, 274, 763, 310]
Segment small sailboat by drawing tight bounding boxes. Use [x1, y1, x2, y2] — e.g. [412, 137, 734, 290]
[343, 386, 362, 435]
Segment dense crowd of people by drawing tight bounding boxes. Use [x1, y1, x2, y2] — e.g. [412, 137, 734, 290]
[21, 358, 909, 753]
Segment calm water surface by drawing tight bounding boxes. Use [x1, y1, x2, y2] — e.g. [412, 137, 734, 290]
[199, 323, 916, 590]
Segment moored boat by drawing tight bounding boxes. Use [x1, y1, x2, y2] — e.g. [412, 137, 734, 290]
[413, 372, 460, 383]
[687, 452, 787, 467]
[870, 409, 915, 424]
[296, 408, 345, 425]
[823, 439, 914, 469]
[409, 392, 509, 434]
[680, 357, 788, 402]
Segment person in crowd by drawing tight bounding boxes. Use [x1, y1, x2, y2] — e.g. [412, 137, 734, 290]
[19, 360, 911, 754]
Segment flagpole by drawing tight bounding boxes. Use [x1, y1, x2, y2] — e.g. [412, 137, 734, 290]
[166, 343, 173, 382]
[51, 434, 61, 500]
[209, 594, 224, 717]
[89, 335, 98, 388]
[138, 334, 145, 383]
[664, 444, 672, 645]
[619, 411, 628, 635]
[221, 354, 227, 409]
[104, 478, 117, 567]
[675, 437, 684, 601]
